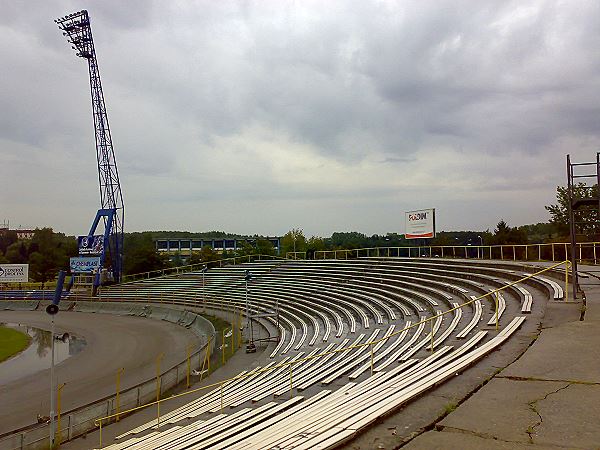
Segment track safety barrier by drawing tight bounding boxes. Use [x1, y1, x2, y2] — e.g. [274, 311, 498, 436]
[0, 302, 217, 450]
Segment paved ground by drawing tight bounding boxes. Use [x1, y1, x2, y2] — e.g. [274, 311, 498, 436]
[402, 267, 600, 450]
[0, 311, 200, 434]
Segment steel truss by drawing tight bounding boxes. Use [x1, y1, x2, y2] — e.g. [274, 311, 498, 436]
[56, 11, 125, 282]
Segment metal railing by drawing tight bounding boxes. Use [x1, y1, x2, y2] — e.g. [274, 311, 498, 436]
[91, 260, 571, 448]
[120, 254, 285, 284]
[286, 242, 600, 264]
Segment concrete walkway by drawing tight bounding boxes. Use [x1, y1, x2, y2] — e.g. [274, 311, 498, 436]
[403, 268, 600, 449]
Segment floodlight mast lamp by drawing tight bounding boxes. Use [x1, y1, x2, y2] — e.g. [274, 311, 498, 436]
[55, 10, 125, 282]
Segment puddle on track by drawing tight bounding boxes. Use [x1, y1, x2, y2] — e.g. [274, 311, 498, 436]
[0, 323, 86, 385]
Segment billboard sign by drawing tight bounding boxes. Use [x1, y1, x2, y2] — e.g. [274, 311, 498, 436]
[70, 256, 101, 273]
[78, 235, 104, 255]
[0, 264, 29, 282]
[405, 208, 436, 239]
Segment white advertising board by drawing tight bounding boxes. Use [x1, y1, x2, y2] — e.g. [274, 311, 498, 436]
[70, 256, 101, 273]
[78, 235, 104, 255]
[0, 264, 29, 282]
[405, 208, 436, 239]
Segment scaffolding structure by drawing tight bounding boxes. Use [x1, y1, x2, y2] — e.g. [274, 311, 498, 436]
[566, 152, 600, 297]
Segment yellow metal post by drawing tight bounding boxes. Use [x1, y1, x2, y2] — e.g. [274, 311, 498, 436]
[98, 420, 102, 447]
[200, 344, 207, 381]
[156, 353, 164, 429]
[430, 318, 434, 352]
[207, 336, 211, 374]
[220, 382, 224, 413]
[222, 328, 226, 365]
[495, 292, 499, 331]
[231, 314, 235, 353]
[57, 382, 65, 445]
[116, 367, 124, 421]
[186, 345, 192, 389]
[238, 311, 242, 348]
[565, 261, 569, 303]
[289, 363, 293, 398]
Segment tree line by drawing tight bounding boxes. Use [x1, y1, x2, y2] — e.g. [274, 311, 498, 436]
[0, 183, 582, 283]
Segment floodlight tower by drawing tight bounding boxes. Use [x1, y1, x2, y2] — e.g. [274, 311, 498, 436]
[55, 11, 125, 282]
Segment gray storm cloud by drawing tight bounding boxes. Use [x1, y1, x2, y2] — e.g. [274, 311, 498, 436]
[1, 0, 599, 236]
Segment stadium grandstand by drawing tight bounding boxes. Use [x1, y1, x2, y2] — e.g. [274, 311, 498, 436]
[87, 256, 565, 449]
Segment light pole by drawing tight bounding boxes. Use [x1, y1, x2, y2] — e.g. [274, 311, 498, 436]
[201, 265, 207, 309]
[293, 231, 296, 257]
[47, 270, 66, 448]
[49, 314, 56, 446]
[478, 235, 483, 259]
[244, 270, 255, 352]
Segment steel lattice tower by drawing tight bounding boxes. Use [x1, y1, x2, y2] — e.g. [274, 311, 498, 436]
[56, 10, 125, 282]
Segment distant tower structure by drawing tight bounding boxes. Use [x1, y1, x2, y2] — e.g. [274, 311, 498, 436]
[55, 11, 125, 282]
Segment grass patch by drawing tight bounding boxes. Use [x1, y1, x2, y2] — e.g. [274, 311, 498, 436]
[201, 314, 240, 374]
[0, 326, 31, 363]
[443, 400, 458, 415]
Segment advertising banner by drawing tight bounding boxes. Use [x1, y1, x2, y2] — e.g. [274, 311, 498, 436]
[0, 264, 29, 282]
[78, 235, 104, 255]
[405, 208, 436, 239]
[70, 256, 101, 273]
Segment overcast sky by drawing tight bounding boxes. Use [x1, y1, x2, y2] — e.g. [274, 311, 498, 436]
[1, 1, 599, 237]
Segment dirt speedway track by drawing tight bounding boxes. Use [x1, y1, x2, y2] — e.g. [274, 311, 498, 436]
[0, 310, 200, 434]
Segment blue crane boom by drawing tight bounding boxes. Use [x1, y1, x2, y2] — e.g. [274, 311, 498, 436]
[55, 10, 125, 282]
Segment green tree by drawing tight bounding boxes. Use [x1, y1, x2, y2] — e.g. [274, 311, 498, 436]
[307, 236, 326, 252]
[517, 222, 561, 243]
[431, 233, 455, 246]
[171, 252, 184, 267]
[0, 230, 17, 255]
[255, 238, 276, 256]
[26, 228, 77, 286]
[199, 245, 219, 262]
[492, 220, 527, 245]
[5, 241, 28, 264]
[281, 229, 307, 255]
[545, 183, 599, 237]
[29, 251, 58, 288]
[330, 232, 369, 249]
[236, 240, 256, 256]
[123, 232, 169, 275]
